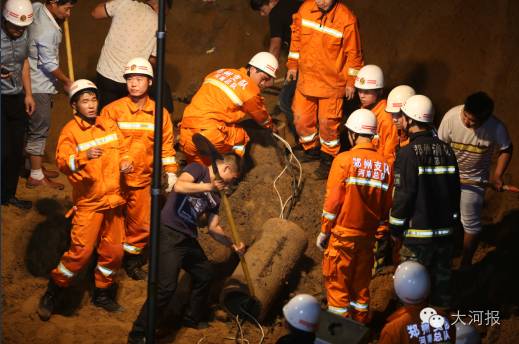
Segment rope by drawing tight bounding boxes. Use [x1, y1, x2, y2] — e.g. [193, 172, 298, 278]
[239, 304, 265, 344]
[224, 314, 250, 344]
[272, 133, 303, 219]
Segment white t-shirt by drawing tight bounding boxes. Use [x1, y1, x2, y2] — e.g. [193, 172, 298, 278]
[96, 0, 157, 83]
[438, 104, 511, 183]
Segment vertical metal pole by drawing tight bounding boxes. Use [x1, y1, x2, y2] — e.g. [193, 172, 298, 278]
[146, 0, 166, 342]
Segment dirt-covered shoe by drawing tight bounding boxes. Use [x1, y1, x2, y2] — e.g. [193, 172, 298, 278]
[125, 266, 147, 281]
[92, 287, 125, 313]
[181, 315, 210, 329]
[293, 146, 321, 163]
[26, 176, 64, 190]
[37, 280, 62, 321]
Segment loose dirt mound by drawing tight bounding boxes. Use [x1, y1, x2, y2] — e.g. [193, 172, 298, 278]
[2, 1, 519, 343]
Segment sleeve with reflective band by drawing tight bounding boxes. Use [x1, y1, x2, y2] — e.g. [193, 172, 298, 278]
[286, 9, 301, 71]
[56, 123, 89, 177]
[372, 100, 399, 166]
[242, 93, 272, 129]
[321, 156, 347, 234]
[341, 16, 364, 87]
[389, 147, 418, 238]
[162, 110, 178, 173]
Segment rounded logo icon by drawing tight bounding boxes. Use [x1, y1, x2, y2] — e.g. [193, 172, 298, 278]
[131, 64, 137, 71]
[429, 314, 445, 329]
[20, 15, 27, 22]
[420, 307, 437, 323]
[359, 77, 365, 85]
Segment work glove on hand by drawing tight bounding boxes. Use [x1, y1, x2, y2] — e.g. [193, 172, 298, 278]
[316, 232, 330, 252]
[165, 172, 178, 193]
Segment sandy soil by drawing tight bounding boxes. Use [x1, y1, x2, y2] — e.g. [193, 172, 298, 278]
[2, 0, 519, 343]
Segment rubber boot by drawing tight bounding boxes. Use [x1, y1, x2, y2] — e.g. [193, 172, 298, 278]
[124, 253, 147, 281]
[92, 285, 124, 313]
[313, 152, 334, 180]
[293, 146, 321, 163]
[37, 279, 62, 321]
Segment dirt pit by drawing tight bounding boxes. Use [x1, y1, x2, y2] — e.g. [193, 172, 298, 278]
[2, 0, 519, 343]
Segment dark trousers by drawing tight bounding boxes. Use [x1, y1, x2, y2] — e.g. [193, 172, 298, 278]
[400, 239, 454, 308]
[131, 225, 213, 335]
[96, 73, 174, 114]
[278, 78, 297, 137]
[1, 93, 27, 202]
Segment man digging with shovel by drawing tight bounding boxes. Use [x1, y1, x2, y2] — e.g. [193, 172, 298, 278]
[128, 149, 246, 343]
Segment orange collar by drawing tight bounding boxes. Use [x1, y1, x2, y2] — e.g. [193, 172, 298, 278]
[124, 96, 154, 115]
[387, 304, 424, 322]
[351, 142, 376, 151]
[73, 114, 99, 130]
[310, 1, 338, 23]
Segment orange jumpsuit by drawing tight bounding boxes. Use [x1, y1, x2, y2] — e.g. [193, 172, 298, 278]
[379, 305, 455, 344]
[321, 142, 392, 323]
[101, 96, 178, 256]
[288, 1, 363, 156]
[366, 99, 399, 258]
[52, 115, 131, 288]
[179, 67, 273, 164]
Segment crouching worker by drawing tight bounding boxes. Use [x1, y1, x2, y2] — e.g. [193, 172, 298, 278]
[37, 79, 133, 321]
[128, 154, 246, 343]
[379, 261, 455, 344]
[276, 294, 321, 344]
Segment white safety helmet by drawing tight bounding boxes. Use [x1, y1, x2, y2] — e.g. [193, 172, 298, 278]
[455, 323, 481, 344]
[248, 51, 278, 78]
[69, 79, 98, 102]
[124, 57, 154, 78]
[355, 64, 384, 90]
[401, 95, 434, 123]
[3, 0, 34, 27]
[386, 85, 416, 113]
[345, 109, 378, 135]
[393, 261, 430, 304]
[282, 294, 321, 333]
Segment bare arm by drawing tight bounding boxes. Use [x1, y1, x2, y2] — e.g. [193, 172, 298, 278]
[21, 59, 35, 116]
[50, 68, 72, 92]
[173, 171, 214, 194]
[492, 145, 513, 190]
[269, 37, 282, 60]
[91, 2, 109, 19]
[207, 213, 234, 248]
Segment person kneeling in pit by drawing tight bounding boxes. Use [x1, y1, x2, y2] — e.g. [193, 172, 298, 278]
[128, 153, 246, 344]
[37, 79, 133, 321]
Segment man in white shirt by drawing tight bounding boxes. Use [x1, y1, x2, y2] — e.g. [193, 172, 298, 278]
[438, 92, 513, 266]
[91, 0, 173, 112]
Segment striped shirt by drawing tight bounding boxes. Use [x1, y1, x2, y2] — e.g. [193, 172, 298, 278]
[438, 105, 511, 184]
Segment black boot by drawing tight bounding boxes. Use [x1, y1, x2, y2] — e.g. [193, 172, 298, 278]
[124, 253, 147, 280]
[92, 285, 124, 312]
[293, 146, 321, 163]
[313, 152, 334, 180]
[37, 280, 62, 321]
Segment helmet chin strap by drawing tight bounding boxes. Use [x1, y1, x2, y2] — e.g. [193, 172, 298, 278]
[77, 111, 97, 124]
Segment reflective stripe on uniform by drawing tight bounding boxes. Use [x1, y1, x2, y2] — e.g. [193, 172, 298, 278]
[163, 156, 177, 165]
[205, 78, 243, 106]
[302, 18, 343, 38]
[345, 177, 389, 191]
[233, 145, 245, 153]
[288, 51, 300, 60]
[350, 301, 369, 312]
[389, 215, 406, 226]
[123, 243, 142, 254]
[117, 122, 154, 131]
[77, 133, 119, 152]
[322, 210, 336, 221]
[348, 68, 360, 76]
[417, 165, 457, 175]
[405, 227, 452, 238]
[97, 265, 114, 277]
[328, 306, 349, 315]
[299, 132, 317, 143]
[69, 155, 77, 172]
[320, 137, 340, 148]
[58, 262, 74, 278]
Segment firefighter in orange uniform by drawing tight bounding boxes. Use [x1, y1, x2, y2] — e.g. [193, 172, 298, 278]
[385, 85, 416, 149]
[317, 109, 392, 324]
[379, 261, 455, 344]
[287, 0, 363, 178]
[355, 64, 400, 274]
[101, 57, 178, 280]
[179, 52, 278, 164]
[37, 80, 133, 321]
